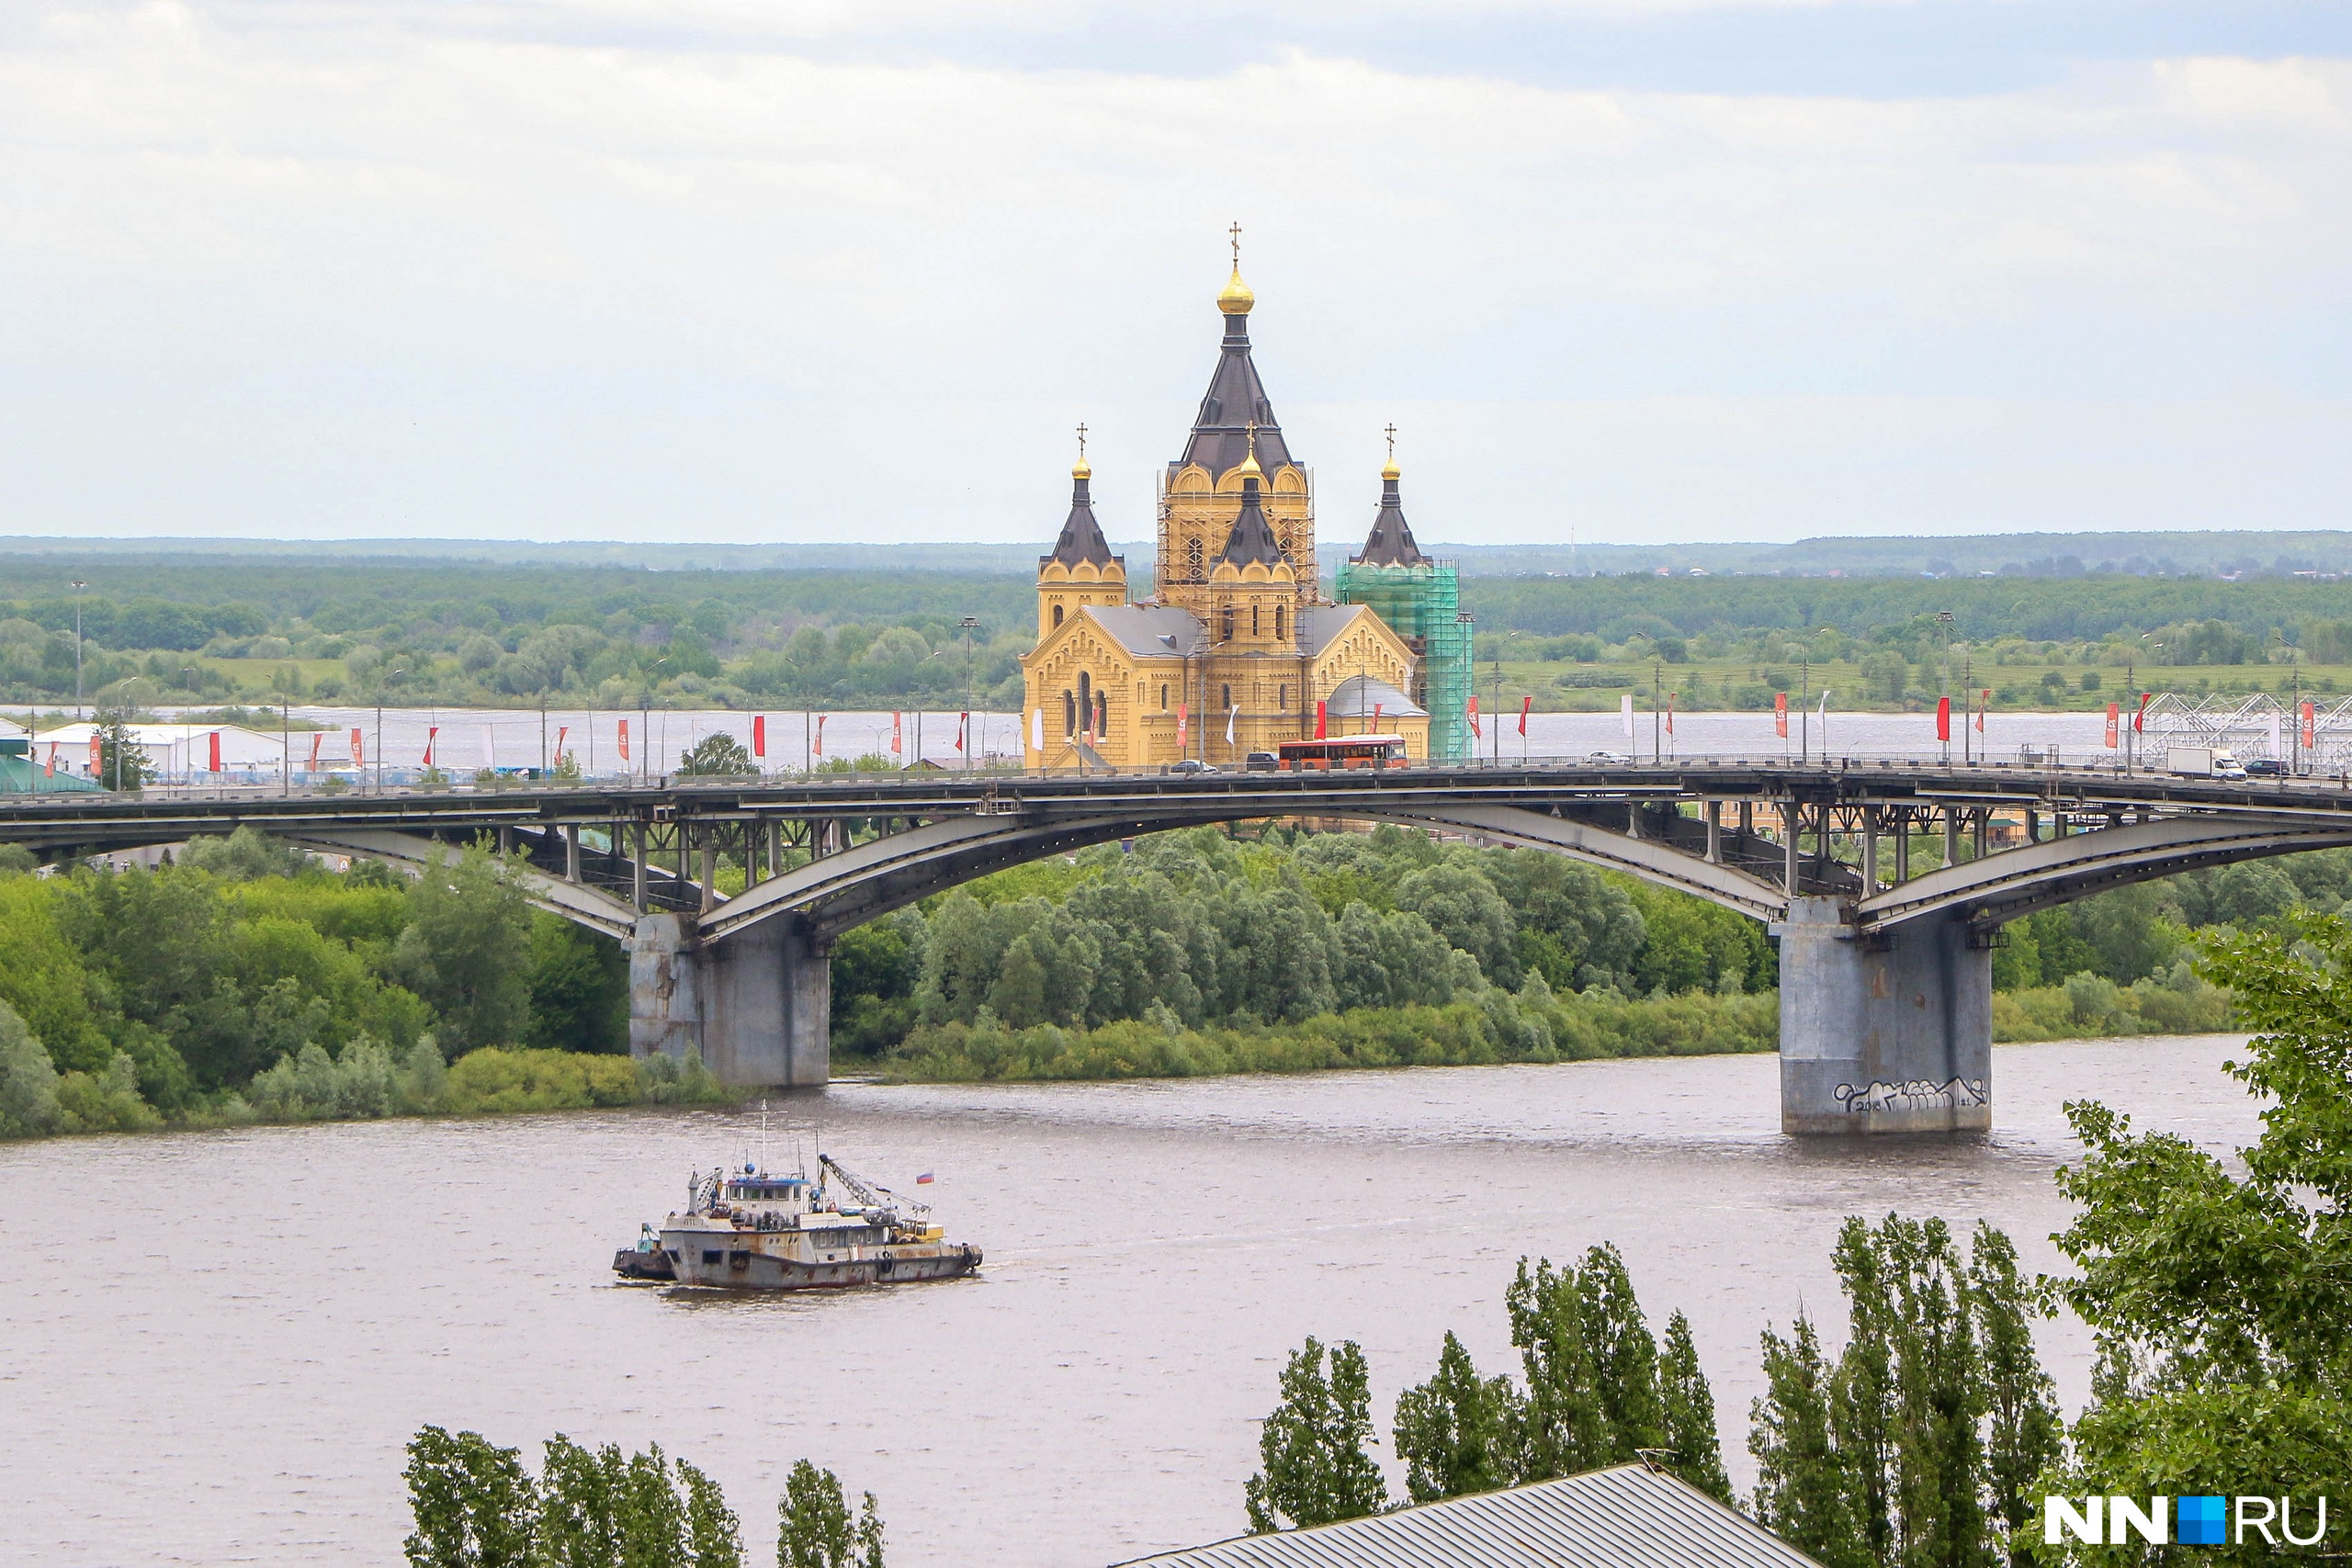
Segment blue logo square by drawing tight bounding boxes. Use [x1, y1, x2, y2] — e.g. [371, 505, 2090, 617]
[2178, 1495, 2226, 1545]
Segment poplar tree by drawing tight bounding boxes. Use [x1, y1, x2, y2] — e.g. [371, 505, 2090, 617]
[1392, 1332, 1518, 1504]
[1751, 1315, 1860, 1568]
[401, 1426, 537, 1568]
[1659, 1311, 1734, 1503]
[1963, 1224, 2061, 1568]
[1243, 1337, 1388, 1531]
[776, 1461, 884, 1568]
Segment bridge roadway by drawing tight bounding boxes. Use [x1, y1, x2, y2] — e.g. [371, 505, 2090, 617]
[11, 759, 2350, 1134]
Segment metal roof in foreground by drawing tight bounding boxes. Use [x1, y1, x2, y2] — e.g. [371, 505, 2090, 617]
[1111, 1464, 1826, 1568]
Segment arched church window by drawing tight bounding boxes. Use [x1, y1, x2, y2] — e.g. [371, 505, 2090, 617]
[1251, 604, 1261, 637]
[1052, 604, 1064, 628]
[1279, 683, 1288, 711]
[1159, 683, 1169, 710]
[1273, 604, 1283, 641]
[1063, 692, 1076, 736]
[1220, 606, 1235, 642]
[1221, 683, 1231, 711]
[1185, 538, 1205, 581]
[1078, 671, 1091, 730]
[1095, 693, 1108, 736]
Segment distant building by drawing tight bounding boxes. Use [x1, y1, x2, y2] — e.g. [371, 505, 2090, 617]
[1111, 1463, 1826, 1568]
[1020, 247, 1465, 769]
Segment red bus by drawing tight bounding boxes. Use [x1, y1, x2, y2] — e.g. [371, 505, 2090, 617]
[1277, 735, 1409, 771]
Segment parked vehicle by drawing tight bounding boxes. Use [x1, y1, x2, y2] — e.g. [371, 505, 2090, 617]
[1170, 758, 1218, 775]
[2167, 746, 2247, 780]
[1243, 751, 1279, 772]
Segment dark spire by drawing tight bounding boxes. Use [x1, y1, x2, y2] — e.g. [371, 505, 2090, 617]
[1043, 450, 1118, 569]
[1355, 466, 1429, 568]
[1179, 249, 1295, 478]
[1216, 431, 1284, 568]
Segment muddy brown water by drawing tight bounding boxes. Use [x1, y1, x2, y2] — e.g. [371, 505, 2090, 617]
[0, 1035, 2261, 1566]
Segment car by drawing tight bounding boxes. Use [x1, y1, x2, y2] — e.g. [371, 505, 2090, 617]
[1243, 751, 1279, 772]
[2244, 758, 2286, 777]
[1170, 758, 1218, 774]
[1584, 750, 1632, 764]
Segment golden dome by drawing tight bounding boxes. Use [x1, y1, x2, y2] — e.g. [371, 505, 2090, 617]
[1217, 265, 1255, 316]
[1382, 457, 1401, 481]
[1238, 448, 1263, 480]
[1072, 455, 1092, 481]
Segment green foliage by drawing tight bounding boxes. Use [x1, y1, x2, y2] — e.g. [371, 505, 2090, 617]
[1243, 1337, 1388, 1532]
[393, 844, 534, 1054]
[0, 998, 64, 1139]
[1393, 1332, 1518, 1505]
[679, 732, 755, 776]
[882, 987, 1777, 1085]
[777, 1460, 885, 1568]
[52, 1050, 163, 1132]
[1747, 1217, 2062, 1568]
[2037, 917, 2352, 1561]
[401, 1427, 744, 1568]
[93, 711, 154, 790]
[440, 1047, 640, 1113]
[401, 1426, 537, 1568]
[525, 915, 628, 1055]
[183, 825, 311, 880]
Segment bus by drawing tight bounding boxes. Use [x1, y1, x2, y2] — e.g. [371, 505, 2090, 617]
[1276, 735, 1409, 771]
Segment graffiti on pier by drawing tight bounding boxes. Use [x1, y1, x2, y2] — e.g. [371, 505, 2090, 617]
[1833, 1077, 1990, 1115]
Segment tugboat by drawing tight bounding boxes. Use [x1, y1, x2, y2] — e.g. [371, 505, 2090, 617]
[620, 1154, 981, 1291]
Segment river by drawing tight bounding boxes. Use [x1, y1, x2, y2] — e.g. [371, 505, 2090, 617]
[0, 1035, 2260, 1566]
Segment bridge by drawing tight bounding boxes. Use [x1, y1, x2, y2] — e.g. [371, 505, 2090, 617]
[9, 760, 2350, 1135]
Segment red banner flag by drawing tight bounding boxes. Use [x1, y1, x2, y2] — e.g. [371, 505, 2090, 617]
[2104, 703, 2120, 749]
[955, 712, 967, 751]
[45, 740, 57, 776]
[1175, 703, 1187, 748]
[351, 728, 366, 769]
[752, 715, 766, 758]
[616, 718, 629, 762]
[308, 732, 323, 771]
[88, 733, 101, 774]
[813, 715, 825, 756]
[891, 712, 902, 754]
[208, 731, 220, 773]
[552, 726, 567, 766]
[1373, 703, 1384, 730]
[1666, 694, 1676, 737]
[2135, 692, 2153, 732]
[423, 726, 439, 765]
[1774, 692, 1789, 738]
[1977, 689, 1989, 732]
[2303, 700, 2318, 750]
[1315, 700, 1328, 739]
[1519, 695, 1532, 737]
[1468, 696, 1481, 738]
[1936, 696, 1951, 742]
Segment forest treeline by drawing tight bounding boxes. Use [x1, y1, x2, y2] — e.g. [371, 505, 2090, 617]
[9, 556, 2352, 714]
[0, 829, 728, 1137]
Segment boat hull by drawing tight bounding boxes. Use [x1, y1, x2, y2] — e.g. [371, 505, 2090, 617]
[659, 1230, 982, 1291]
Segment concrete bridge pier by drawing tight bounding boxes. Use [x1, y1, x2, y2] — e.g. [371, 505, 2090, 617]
[628, 913, 831, 1088]
[1773, 897, 1992, 1134]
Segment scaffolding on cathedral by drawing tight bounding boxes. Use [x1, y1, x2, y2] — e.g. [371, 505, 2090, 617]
[1336, 558, 1474, 760]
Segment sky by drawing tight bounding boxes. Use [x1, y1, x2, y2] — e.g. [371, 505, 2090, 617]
[1, 1, 2347, 547]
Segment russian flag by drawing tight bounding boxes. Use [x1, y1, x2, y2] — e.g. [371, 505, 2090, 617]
[915, 1172, 934, 1185]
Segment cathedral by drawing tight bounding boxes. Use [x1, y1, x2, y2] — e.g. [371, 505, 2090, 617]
[1021, 250, 1468, 770]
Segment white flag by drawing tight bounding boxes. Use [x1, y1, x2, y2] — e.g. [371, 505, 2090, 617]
[481, 725, 495, 769]
[1226, 705, 1238, 746]
[1817, 691, 1831, 748]
[1620, 694, 1634, 738]
[1030, 708, 1044, 750]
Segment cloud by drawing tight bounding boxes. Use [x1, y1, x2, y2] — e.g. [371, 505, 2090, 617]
[0, 3, 2345, 543]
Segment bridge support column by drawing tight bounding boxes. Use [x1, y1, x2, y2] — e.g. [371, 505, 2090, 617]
[628, 914, 832, 1087]
[700, 920, 831, 1088]
[1773, 897, 1991, 1134]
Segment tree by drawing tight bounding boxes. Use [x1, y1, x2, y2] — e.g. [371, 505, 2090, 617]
[1243, 1337, 1387, 1532]
[182, 825, 310, 881]
[776, 1460, 883, 1568]
[0, 998, 63, 1139]
[1752, 1314, 1860, 1568]
[1393, 1331, 1517, 1505]
[680, 733, 755, 776]
[525, 915, 628, 1054]
[1659, 1312, 1733, 1503]
[393, 843, 533, 1055]
[2046, 916, 2352, 1549]
[1963, 1225, 2060, 1567]
[1394, 862, 1517, 986]
[401, 1426, 537, 1568]
[679, 1460, 743, 1568]
[93, 710, 153, 790]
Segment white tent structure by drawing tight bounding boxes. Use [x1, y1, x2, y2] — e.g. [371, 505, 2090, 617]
[19, 723, 349, 781]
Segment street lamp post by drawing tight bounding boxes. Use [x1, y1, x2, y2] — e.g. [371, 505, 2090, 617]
[959, 615, 980, 772]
